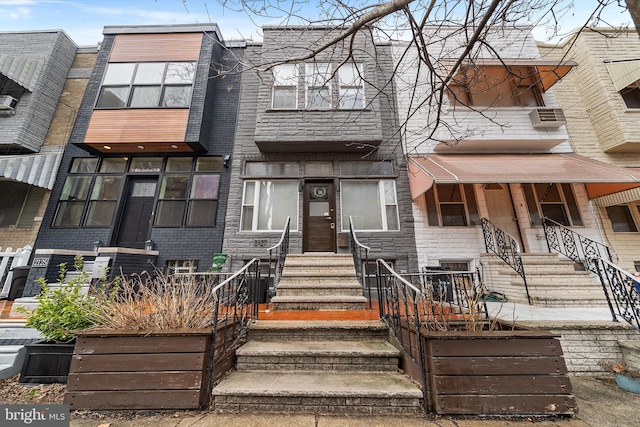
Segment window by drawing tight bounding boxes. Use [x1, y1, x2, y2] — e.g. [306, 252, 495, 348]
[606, 205, 639, 232]
[52, 156, 222, 228]
[340, 161, 393, 176]
[424, 184, 479, 227]
[523, 183, 583, 227]
[96, 62, 195, 109]
[0, 182, 44, 228]
[306, 63, 331, 109]
[341, 180, 400, 231]
[271, 62, 365, 110]
[272, 64, 298, 109]
[448, 66, 543, 108]
[0, 74, 25, 109]
[85, 176, 121, 226]
[620, 80, 640, 108]
[241, 181, 299, 231]
[245, 162, 299, 177]
[339, 63, 364, 109]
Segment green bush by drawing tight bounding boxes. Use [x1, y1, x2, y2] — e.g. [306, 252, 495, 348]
[20, 256, 100, 343]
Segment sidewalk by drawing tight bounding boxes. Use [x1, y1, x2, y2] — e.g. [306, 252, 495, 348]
[67, 375, 640, 427]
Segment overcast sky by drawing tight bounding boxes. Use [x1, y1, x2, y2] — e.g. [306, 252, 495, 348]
[0, 0, 634, 46]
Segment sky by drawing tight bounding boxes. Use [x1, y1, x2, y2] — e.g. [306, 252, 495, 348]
[0, 0, 635, 46]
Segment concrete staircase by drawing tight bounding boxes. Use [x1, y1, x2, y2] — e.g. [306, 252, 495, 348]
[481, 253, 609, 308]
[270, 254, 367, 310]
[0, 323, 43, 379]
[212, 320, 423, 415]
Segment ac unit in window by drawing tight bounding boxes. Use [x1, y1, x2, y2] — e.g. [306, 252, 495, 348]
[529, 108, 566, 129]
[0, 95, 18, 110]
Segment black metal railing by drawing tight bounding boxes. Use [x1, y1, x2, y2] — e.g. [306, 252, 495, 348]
[349, 216, 372, 309]
[266, 216, 290, 296]
[207, 258, 261, 395]
[376, 259, 427, 405]
[543, 217, 616, 272]
[590, 257, 640, 330]
[481, 217, 531, 305]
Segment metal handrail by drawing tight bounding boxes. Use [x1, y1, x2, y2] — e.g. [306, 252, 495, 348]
[266, 216, 291, 296]
[590, 256, 640, 331]
[349, 216, 372, 309]
[207, 258, 261, 396]
[480, 217, 531, 305]
[543, 217, 616, 272]
[376, 259, 427, 407]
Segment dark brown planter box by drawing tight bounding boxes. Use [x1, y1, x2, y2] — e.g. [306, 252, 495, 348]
[19, 341, 75, 384]
[64, 329, 213, 410]
[420, 321, 577, 416]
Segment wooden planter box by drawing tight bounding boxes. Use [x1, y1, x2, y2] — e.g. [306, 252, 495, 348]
[64, 329, 213, 410]
[19, 341, 75, 384]
[420, 321, 577, 415]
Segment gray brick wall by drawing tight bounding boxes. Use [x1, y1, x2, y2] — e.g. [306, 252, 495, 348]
[221, 29, 418, 273]
[0, 31, 77, 153]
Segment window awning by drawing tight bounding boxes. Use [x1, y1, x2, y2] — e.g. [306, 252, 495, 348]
[0, 149, 63, 190]
[0, 55, 44, 92]
[443, 59, 577, 92]
[408, 153, 640, 200]
[605, 59, 640, 92]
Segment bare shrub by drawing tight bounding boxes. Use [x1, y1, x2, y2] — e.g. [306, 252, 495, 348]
[91, 270, 220, 331]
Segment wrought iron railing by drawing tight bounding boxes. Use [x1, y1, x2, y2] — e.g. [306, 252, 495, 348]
[543, 217, 616, 272]
[376, 259, 427, 404]
[590, 257, 640, 330]
[266, 216, 290, 296]
[207, 258, 261, 395]
[481, 217, 531, 305]
[349, 216, 372, 309]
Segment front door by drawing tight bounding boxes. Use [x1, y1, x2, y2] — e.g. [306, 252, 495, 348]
[303, 181, 336, 252]
[484, 183, 524, 250]
[114, 178, 157, 249]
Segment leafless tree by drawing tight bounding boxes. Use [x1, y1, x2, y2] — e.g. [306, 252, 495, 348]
[191, 0, 633, 153]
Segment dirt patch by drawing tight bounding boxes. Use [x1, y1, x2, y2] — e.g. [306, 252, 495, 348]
[0, 375, 65, 405]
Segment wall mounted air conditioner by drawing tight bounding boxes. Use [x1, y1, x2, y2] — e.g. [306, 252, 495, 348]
[529, 108, 566, 129]
[0, 95, 18, 110]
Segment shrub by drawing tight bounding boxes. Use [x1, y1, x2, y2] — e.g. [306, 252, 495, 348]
[20, 256, 101, 343]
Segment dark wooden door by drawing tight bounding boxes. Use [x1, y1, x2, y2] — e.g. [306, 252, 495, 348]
[114, 178, 157, 249]
[303, 181, 336, 252]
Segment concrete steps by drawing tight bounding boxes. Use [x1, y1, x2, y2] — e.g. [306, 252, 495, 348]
[0, 324, 43, 380]
[212, 320, 423, 415]
[481, 253, 609, 308]
[270, 254, 366, 310]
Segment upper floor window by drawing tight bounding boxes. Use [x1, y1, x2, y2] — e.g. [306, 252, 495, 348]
[620, 79, 640, 108]
[272, 64, 298, 109]
[306, 63, 331, 109]
[96, 62, 196, 109]
[0, 75, 25, 110]
[271, 62, 365, 110]
[448, 66, 543, 108]
[339, 63, 364, 109]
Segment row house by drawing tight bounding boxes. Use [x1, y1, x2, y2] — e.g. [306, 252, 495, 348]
[220, 27, 418, 273]
[0, 31, 94, 251]
[393, 26, 640, 306]
[540, 28, 640, 273]
[27, 24, 239, 293]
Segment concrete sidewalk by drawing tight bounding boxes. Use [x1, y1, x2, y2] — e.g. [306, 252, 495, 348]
[68, 376, 640, 427]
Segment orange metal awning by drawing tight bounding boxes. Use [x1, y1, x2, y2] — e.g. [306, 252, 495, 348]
[408, 154, 640, 200]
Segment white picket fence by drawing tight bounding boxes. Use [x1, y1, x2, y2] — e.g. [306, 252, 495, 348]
[0, 246, 32, 299]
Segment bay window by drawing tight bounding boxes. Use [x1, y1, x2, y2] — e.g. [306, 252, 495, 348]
[306, 63, 331, 109]
[272, 64, 298, 109]
[96, 62, 195, 109]
[339, 63, 364, 109]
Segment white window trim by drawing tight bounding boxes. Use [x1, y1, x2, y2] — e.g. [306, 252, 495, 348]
[240, 180, 299, 232]
[340, 179, 399, 232]
[338, 63, 365, 109]
[272, 64, 299, 109]
[305, 63, 332, 109]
